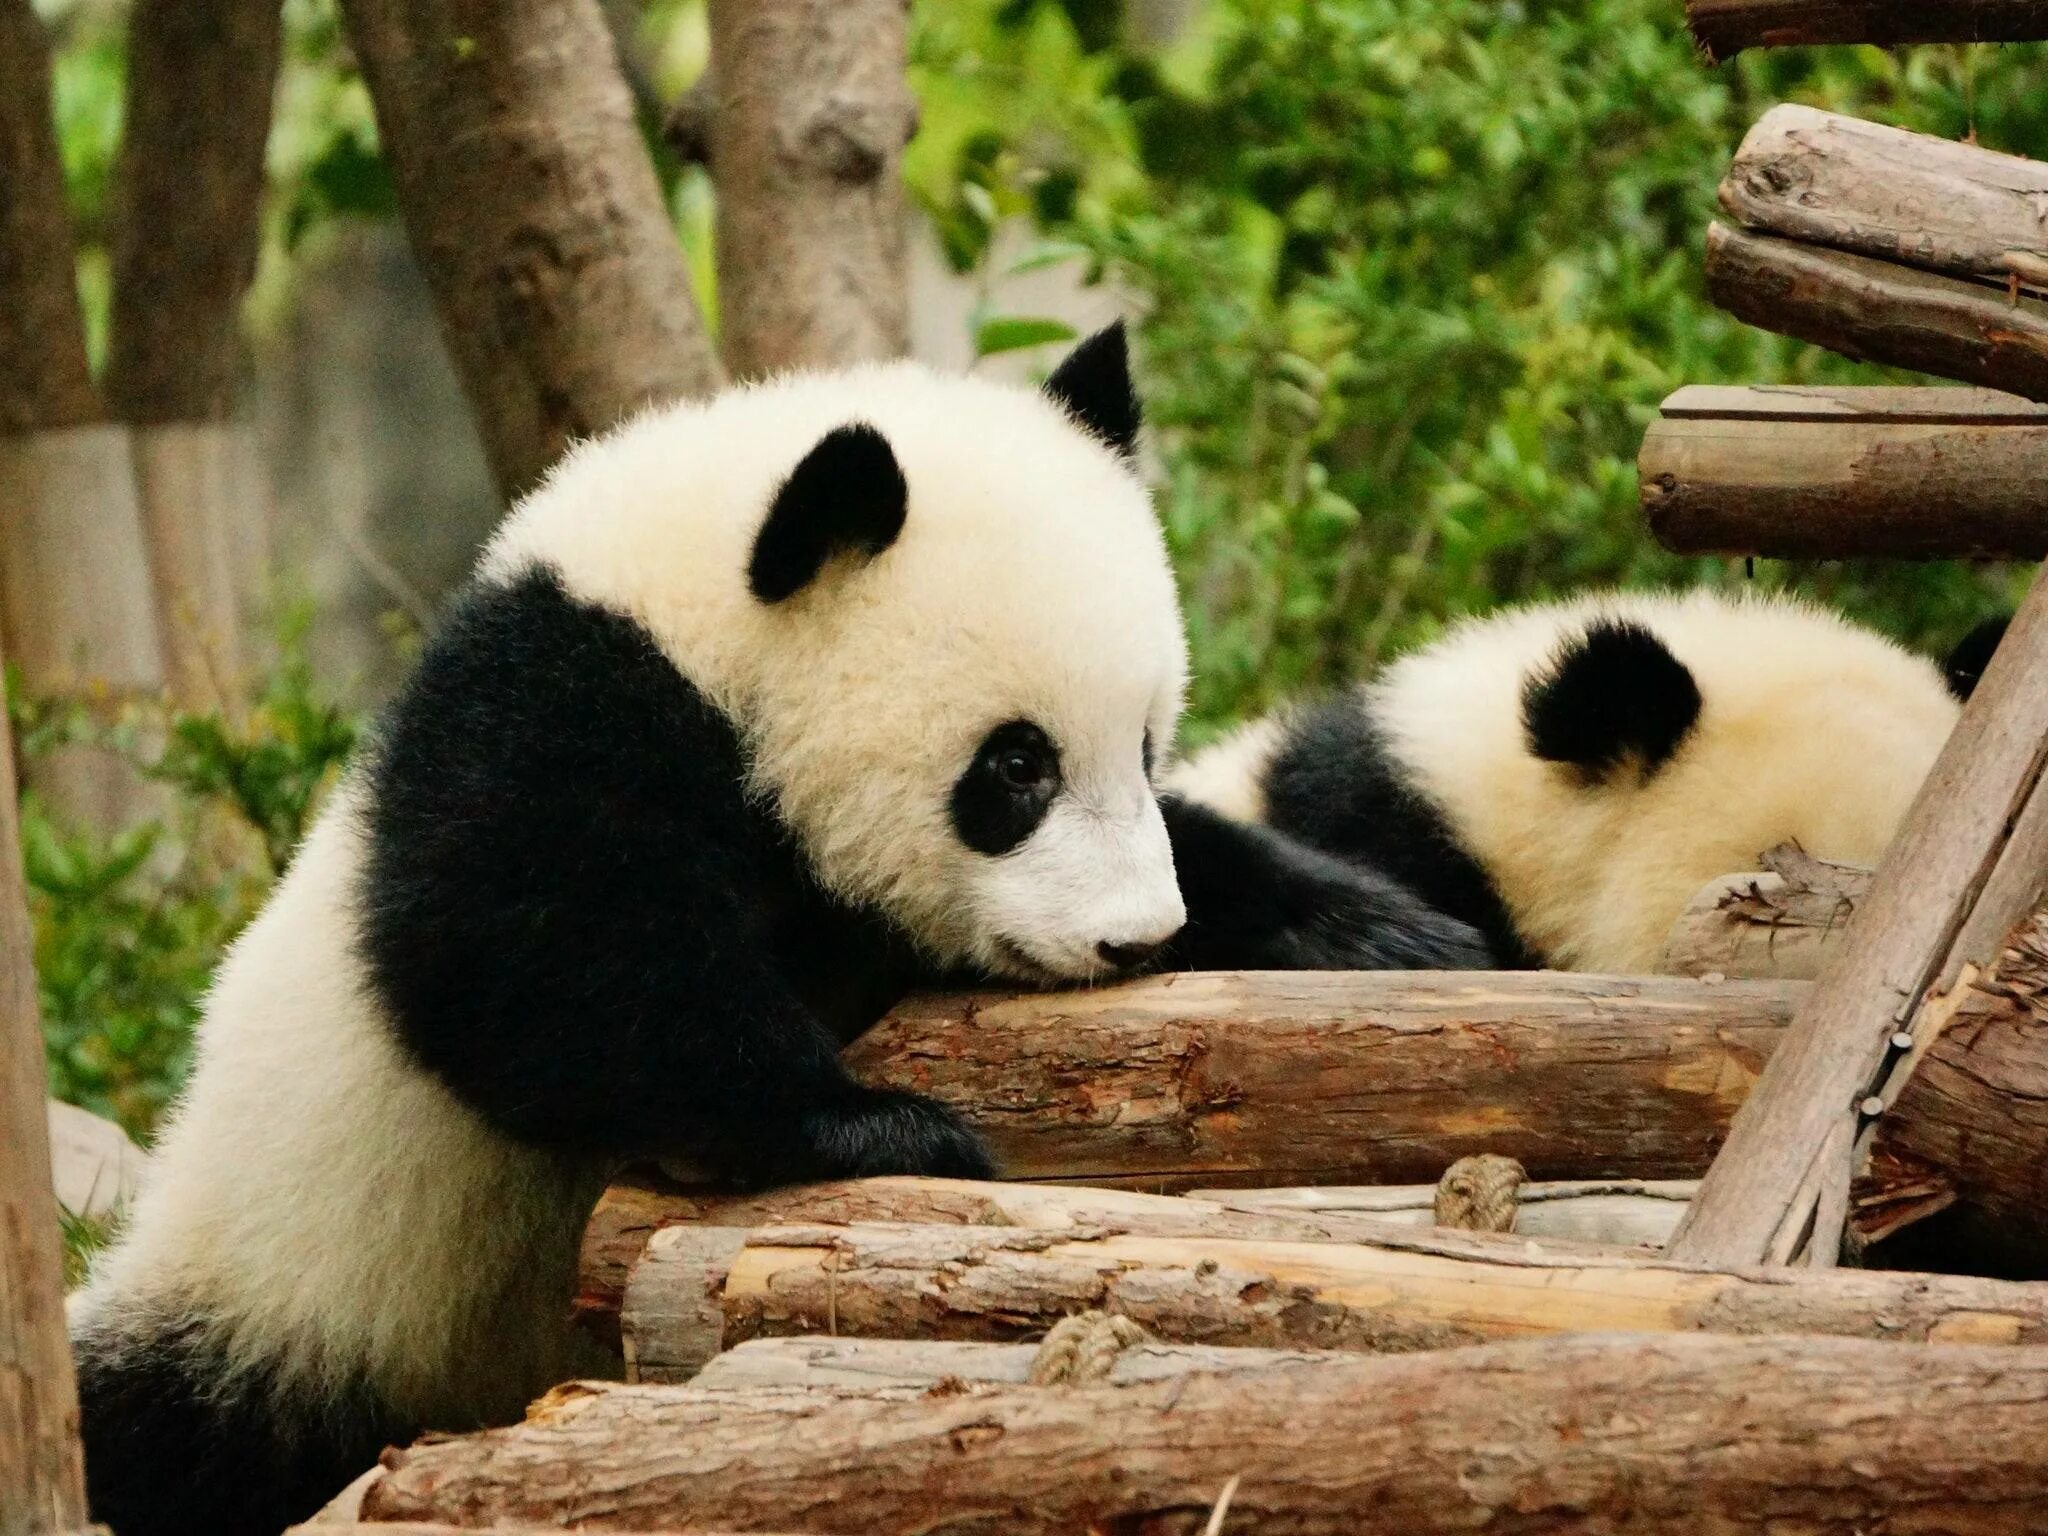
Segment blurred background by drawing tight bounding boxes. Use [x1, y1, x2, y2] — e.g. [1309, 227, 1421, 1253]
[15, 0, 2045, 1144]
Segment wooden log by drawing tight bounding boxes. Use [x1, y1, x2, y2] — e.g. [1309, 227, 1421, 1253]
[1688, 0, 2048, 58]
[1640, 387, 2048, 559]
[1723, 105, 2048, 289]
[706, 0, 912, 378]
[1186, 1180, 1695, 1248]
[580, 1174, 1631, 1351]
[688, 1335, 1345, 1393]
[0, 632, 90, 1535]
[623, 1219, 2048, 1381]
[1672, 562, 2048, 1267]
[338, 0, 723, 500]
[843, 970, 1795, 1189]
[1704, 222, 2048, 403]
[358, 1334, 2048, 1533]
[1657, 849, 1869, 980]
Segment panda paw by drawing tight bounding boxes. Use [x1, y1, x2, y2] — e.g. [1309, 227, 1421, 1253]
[1278, 871, 1493, 971]
[799, 1088, 998, 1181]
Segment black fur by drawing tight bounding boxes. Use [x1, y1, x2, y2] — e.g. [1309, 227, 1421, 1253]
[1943, 615, 2010, 702]
[950, 720, 1060, 855]
[1042, 320, 1140, 458]
[75, 1322, 409, 1536]
[747, 423, 908, 603]
[1522, 619, 1701, 781]
[1258, 694, 1537, 967]
[1160, 795, 1491, 971]
[358, 565, 991, 1186]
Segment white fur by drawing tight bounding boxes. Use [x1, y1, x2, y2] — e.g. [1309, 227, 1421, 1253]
[1174, 589, 1959, 974]
[78, 357, 1190, 1430]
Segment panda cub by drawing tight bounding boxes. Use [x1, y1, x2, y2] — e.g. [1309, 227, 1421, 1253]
[1173, 589, 1993, 973]
[71, 327, 1485, 1536]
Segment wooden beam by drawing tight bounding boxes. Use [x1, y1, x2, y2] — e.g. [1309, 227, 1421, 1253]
[355, 1336, 2048, 1533]
[1186, 1180, 1696, 1248]
[1640, 388, 2048, 559]
[688, 1336, 1361, 1393]
[1657, 849, 1869, 980]
[1688, 0, 2048, 58]
[0, 630, 91, 1534]
[1670, 564, 2048, 1267]
[1704, 223, 2048, 402]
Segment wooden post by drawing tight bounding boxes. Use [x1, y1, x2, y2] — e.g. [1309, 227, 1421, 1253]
[1687, 0, 2048, 59]
[337, 0, 724, 500]
[0, 634, 91, 1536]
[1670, 565, 2048, 1267]
[706, 0, 914, 378]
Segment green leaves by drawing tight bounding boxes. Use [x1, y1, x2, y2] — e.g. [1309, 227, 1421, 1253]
[974, 315, 1080, 357]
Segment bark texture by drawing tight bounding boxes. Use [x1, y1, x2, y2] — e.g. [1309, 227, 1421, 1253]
[105, 0, 282, 424]
[360, 1335, 2048, 1534]
[688, 1336, 1344, 1394]
[1188, 1180, 1696, 1248]
[1672, 563, 2048, 1267]
[622, 1219, 2048, 1381]
[0, 0, 98, 434]
[1657, 849, 1869, 980]
[707, 0, 913, 377]
[337, 0, 722, 499]
[0, 638, 90, 1536]
[1640, 388, 2048, 560]
[1689, 0, 2048, 58]
[1705, 223, 2048, 402]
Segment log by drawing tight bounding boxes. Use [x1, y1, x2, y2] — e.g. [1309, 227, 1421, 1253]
[1704, 222, 2048, 403]
[0, 633, 90, 1535]
[338, 0, 723, 500]
[357, 1335, 2048, 1533]
[1657, 849, 1869, 980]
[706, 0, 913, 378]
[1640, 387, 2048, 559]
[578, 1174, 1631, 1350]
[623, 1220, 2048, 1381]
[1186, 1180, 1695, 1248]
[1723, 105, 2048, 289]
[1672, 562, 2048, 1267]
[1688, 0, 2048, 58]
[687, 1335, 1344, 1393]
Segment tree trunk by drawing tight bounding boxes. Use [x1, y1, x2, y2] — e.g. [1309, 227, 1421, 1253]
[337, 0, 723, 501]
[358, 1335, 2048, 1534]
[0, 636, 90, 1536]
[1688, 0, 2048, 59]
[580, 1175, 1634, 1355]
[1671, 564, 2048, 1268]
[707, 0, 913, 378]
[689, 1335, 1354, 1393]
[1704, 223, 2048, 402]
[1657, 849, 1869, 980]
[1186, 1180, 1696, 1248]
[105, 0, 285, 710]
[1640, 385, 2048, 560]
[621, 1219, 2048, 1382]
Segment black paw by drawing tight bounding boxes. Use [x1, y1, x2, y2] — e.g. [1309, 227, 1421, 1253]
[800, 1088, 997, 1181]
[1272, 871, 1492, 970]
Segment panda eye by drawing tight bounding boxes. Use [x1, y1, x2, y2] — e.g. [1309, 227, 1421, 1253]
[998, 748, 1049, 792]
[952, 721, 1061, 856]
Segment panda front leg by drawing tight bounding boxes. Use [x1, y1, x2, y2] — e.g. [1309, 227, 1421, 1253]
[1157, 794, 1495, 971]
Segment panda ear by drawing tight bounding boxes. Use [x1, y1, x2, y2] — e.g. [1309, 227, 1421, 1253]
[748, 423, 908, 604]
[1523, 619, 1701, 783]
[1043, 320, 1140, 459]
[1943, 615, 2010, 701]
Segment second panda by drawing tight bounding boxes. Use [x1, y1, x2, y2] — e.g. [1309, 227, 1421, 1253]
[1173, 589, 1994, 973]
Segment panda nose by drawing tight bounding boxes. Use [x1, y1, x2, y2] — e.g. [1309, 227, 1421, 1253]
[1097, 938, 1163, 971]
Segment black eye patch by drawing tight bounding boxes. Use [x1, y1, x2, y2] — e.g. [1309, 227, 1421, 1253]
[951, 721, 1061, 856]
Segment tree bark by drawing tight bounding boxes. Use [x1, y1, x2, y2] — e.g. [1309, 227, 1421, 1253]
[1704, 222, 2048, 402]
[1640, 386, 2048, 560]
[1723, 105, 2048, 289]
[1186, 1180, 1696, 1248]
[621, 1219, 2048, 1382]
[687, 1336, 1346, 1394]
[840, 971, 1797, 1192]
[706, 0, 913, 378]
[1657, 849, 1869, 980]
[578, 1174, 1631, 1351]
[358, 1335, 2048, 1534]
[104, 0, 284, 709]
[1689, 0, 2048, 59]
[1671, 563, 2048, 1268]
[337, 0, 723, 501]
[0, 635, 91, 1536]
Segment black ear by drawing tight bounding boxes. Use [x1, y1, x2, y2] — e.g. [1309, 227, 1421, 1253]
[1043, 320, 1140, 458]
[1943, 615, 2010, 701]
[1523, 619, 1701, 783]
[748, 424, 908, 604]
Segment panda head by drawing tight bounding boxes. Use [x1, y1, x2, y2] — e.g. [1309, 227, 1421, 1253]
[494, 325, 1188, 985]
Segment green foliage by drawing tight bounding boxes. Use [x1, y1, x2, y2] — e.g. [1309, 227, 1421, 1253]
[9, 614, 358, 1140]
[913, 0, 2041, 734]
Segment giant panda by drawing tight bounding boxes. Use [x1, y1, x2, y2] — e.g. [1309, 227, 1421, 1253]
[1170, 588, 1995, 973]
[69, 326, 1486, 1536]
